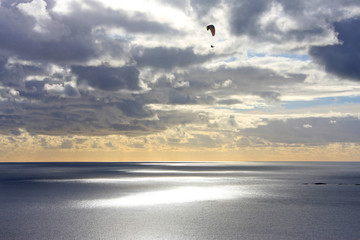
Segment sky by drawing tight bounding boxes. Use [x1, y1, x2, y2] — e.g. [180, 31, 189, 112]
[1, 0, 360, 162]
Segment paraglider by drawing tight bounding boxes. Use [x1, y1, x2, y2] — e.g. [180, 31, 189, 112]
[207, 25, 215, 36]
[206, 25, 215, 48]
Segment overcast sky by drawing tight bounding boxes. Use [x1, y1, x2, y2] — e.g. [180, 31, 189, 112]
[1, 0, 360, 162]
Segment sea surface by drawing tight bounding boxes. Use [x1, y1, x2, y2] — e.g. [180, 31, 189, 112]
[0, 161, 360, 240]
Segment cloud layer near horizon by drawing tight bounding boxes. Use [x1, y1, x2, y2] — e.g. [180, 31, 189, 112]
[1, 0, 360, 159]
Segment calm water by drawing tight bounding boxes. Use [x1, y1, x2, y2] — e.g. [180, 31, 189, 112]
[0, 161, 360, 240]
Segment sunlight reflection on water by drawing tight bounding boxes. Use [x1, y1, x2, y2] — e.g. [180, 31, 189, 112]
[31, 176, 239, 183]
[128, 169, 241, 174]
[77, 186, 244, 208]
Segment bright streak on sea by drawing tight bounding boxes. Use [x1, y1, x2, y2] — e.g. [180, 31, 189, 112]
[77, 186, 245, 207]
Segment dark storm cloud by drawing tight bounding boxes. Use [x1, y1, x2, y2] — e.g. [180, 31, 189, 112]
[310, 19, 360, 81]
[179, 66, 305, 96]
[0, 60, 47, 89]
[143, 67, 306, 105]
[0, 3, 97, 63]
[229, 0, 336, 43]
[0, 56, 7, 72]
[63, 84, 80, 98]
[116, 99, 153, 118]
[1, 63, 150, 136]
[133, 47, 213, 70]
[209, 66, 305, 93]
[22, 80, 48, 99]
[0, 0, 176, 64]
[0, 61, 148, 137]
[107, 109, 201, 137]
[0, 80, 205, 136]
[143, 65, 305, 106]
[156, 109, 201, 126]
[0, 114, 22, 135]
[0, 58, 80, 100]
[0, 95, 158, 136]
[230, 0, 270, 37]
[143, 74, 215, 105]
[72, 66, 141, 91]
[242, 117, 360, 145]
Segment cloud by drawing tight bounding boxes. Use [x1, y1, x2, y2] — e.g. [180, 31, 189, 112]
[133, 47, 213, 70]
[0, 60, 46, 88]
[216, 99, 242, 105]
[0, 0, 177, 64]
[158, 0, 222, 16]
[163, 66, 305, 100]
[189, 0, 222, 16]
[0, 2, 97, 63]
[54, 0, 178, 35]
[63, 84, 81, 98]
[0, 56, 7, 72]
[310, 19, 360, 81]
[257, 91, 281, 103]
[44, 83, 80, 97]
[116, 99, 154, 118]
[229, 0, 359, 45]
[72, 65, 141, 91]
[59, 139, 73, 149]
[105, 141, 114, 148]
[157, 0, 189, 9]
[230, 0, 271, 37]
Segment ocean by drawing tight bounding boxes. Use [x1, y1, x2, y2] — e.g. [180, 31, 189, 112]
[0, 161, 359, 240]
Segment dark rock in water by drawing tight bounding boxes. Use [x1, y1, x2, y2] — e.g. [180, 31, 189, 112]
[355, 184, 360, 186]
[314, 182, 327, 185]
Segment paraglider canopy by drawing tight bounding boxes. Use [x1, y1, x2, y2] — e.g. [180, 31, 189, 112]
[207, 25, 215, 36]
